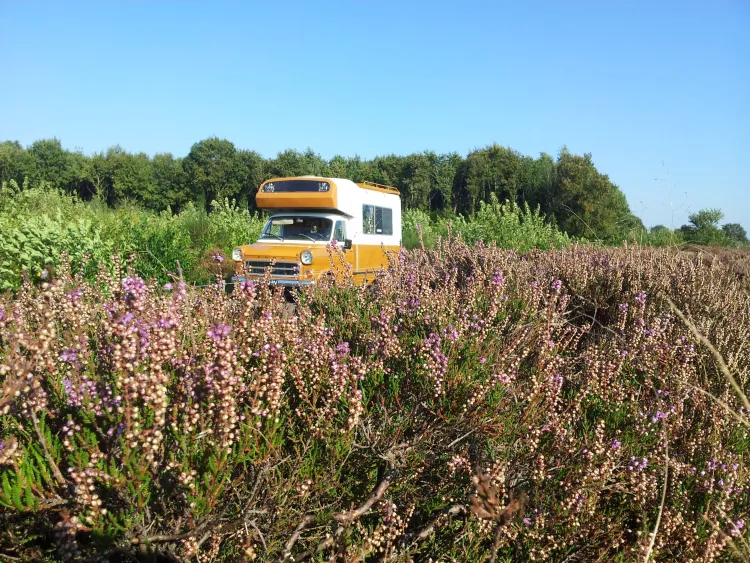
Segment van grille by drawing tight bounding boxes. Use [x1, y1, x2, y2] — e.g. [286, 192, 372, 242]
[244, 260, 299, 277]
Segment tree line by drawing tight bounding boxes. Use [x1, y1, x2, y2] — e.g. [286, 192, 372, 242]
[1, 137, 745, 245]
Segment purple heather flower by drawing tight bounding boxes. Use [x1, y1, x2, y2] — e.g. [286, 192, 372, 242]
[491, 270, 505, 286]
[611, 439, 622, 449]
[68, 288, 83, 303]
[60, 349, 77, 363]
[730, 519, 746, 536]
[618, 303, 629, 313]
[651, 410, 667, 423]
[0, 310, 4, 322]
[479, 357, 487, 364]
[628, 456, 648, 472]
[207, 324, 232, 342]
[163, 283, 173, 290]
[634, 291, 647, 306]
[212, 253, 224, 263]
[40, 269, 49, 280]
[122, 276, 147, 305]
[551, 279, 562, 292]
[523, 518, 531, 526]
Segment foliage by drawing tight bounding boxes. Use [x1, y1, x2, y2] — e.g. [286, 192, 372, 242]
[1, 137, 707, 244]
[629, 225, 687, 248]
[0, 181, 264, 290]
[1, 238, 748, 562]
[722, 223, 748, 246]
[447, 193, 572, 251]
[679, 208, 731, 246]
[403, 194, 572, 252]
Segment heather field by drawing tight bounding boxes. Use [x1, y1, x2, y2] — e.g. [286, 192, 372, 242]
[0, 239, 749, 562]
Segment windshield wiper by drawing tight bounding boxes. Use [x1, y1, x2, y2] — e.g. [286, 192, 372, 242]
[294, 234, 316, 242]
[261, 232, 284, 241]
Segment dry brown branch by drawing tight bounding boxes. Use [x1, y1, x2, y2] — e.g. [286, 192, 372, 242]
[643, 426, 669, 563]
[665, 296, 750, 414]
[415, 504, 468, 542]
[285, 469, 398, 562]
[334, 470, 397, 523]
[469, 465, 528, 563]
[275, 515, 315, 563]
[29, 411, 66, 487]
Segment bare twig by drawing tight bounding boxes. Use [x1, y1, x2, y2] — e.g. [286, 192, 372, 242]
[643, 427, 669, 563]
[684, 382, 749, 427]
[702, 515, 750, 563]
[275, 515, 315, 562]
[334, 470, 397, 523]
[176, 260, 197, 357]
[291, 537, 335, 563]
[288, 470, 398, 562]
[412, 504, 467, 543]
[666, 296, 750, 414]
[447, 429, 478, 449]
[30, 411, 66, 487]
[488, 523, 504, 563]
[247, 519, 267, 552]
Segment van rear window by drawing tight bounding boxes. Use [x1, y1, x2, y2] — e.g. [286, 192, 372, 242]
[363, 205, 393, 235]
[261, 180, 331, 193]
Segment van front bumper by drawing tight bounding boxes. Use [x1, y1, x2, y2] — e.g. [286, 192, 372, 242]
[232, 275, 315, 287]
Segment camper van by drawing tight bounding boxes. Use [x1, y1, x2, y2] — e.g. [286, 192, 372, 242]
[232, 176, 402, 286]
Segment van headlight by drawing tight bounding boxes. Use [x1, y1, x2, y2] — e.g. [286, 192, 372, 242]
[232, 248, 243, 262]
[300, 250, 313, 265]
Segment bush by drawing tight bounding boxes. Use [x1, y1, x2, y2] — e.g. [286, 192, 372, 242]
[403, 195, 572, 252]
[0, 239, 748, 562]
[447, 194, 571, 250]
[0, 182, 264, 289]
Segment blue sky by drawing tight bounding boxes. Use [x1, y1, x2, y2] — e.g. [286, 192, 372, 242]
[1, 0, 748, 229]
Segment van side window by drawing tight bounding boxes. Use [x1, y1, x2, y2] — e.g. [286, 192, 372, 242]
[334, 220, 347, 242]
[362, 205, 393, 235]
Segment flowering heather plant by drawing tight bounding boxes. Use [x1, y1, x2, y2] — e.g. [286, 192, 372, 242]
[0, 238, 748, 562]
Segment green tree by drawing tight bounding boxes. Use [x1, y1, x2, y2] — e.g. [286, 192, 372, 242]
[110, 150, 158, 207]
[0, 141, 31, 186]
[183, 137, 243, 206]
[679, 208, 729, 245]
[27, 138, 71, 189]
[329, 155, 363, 181]
[548, 149, 635, 242]
[235, 149, 266, 210]
[152, 153, 188, 211]
[400, 152, 433, 210]
[453, 144, 524, 215]
[721, 223, 748, 246]
[267, 148, 330, 179]
[431, 151, 461, 212]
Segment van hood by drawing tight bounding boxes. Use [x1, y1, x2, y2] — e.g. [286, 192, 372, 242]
[239, 241, 331, 261]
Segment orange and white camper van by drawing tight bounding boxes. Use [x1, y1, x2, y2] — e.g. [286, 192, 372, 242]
[232, 176, 401, 286]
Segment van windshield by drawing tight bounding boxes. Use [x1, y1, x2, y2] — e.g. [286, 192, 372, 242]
[260, 216, 333, 242]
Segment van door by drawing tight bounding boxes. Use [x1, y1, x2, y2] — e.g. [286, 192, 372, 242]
[333, 219, 356, 276]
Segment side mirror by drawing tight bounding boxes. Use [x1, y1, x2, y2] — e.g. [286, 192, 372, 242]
[344, 239, 353, 250]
